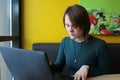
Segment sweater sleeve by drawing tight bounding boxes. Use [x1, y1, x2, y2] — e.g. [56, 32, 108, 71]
[51, 39, 66, 73]
[88, 41, 110, 77]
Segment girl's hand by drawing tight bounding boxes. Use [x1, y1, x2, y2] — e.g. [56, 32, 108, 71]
[74, 65, 89, 80]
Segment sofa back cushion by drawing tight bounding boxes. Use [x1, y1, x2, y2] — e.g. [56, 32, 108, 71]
[107, 43, 120, 74]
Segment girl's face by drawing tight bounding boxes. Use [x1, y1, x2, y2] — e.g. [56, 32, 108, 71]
[64, 14, 84, 40]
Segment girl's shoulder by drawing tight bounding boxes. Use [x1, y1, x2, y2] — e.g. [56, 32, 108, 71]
[89, 35, 106, 43]
[62, 36, 71, 42]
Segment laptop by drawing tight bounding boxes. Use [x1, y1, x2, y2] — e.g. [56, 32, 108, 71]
[0, 52, 14, 80]
[0, 46, 53, 80]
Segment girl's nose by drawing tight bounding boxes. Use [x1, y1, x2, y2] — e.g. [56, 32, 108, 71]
[69, 27, 74, 33]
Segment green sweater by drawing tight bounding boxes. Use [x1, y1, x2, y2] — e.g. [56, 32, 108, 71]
[52, 35, 109, 77]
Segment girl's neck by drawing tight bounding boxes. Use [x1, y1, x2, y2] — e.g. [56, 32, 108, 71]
[75, 36, 85, 43]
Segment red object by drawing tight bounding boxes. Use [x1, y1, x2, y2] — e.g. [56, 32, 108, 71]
[100, 29, 112, 35]
[89, 14, 98, 25]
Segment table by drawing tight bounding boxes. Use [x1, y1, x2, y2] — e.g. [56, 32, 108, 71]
[87, 74, 120, 80]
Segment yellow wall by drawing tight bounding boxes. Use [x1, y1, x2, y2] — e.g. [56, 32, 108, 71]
[22, 0, 120, 50]
[22, 0, 79, 50]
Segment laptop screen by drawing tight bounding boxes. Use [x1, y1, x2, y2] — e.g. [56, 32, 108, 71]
[0, 46, 53, 80]
[0, 52, 14, 80]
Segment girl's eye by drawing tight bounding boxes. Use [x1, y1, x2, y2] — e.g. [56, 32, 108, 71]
[65, 24, 70, 27]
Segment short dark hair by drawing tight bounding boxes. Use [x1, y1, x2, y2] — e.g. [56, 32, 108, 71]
[63, 4, 90, 38]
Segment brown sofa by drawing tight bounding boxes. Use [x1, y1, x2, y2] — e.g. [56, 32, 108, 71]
[32, 43, 120, 75]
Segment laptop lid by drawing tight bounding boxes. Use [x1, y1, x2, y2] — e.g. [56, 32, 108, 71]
[0, 52, 14, 80]
[0, 46, 53, 80]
